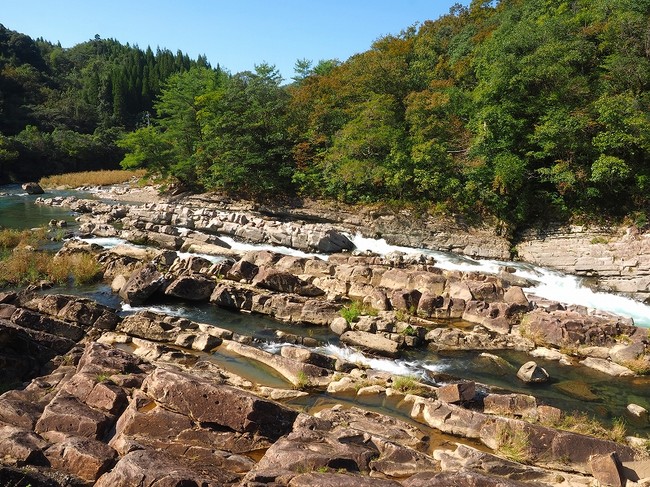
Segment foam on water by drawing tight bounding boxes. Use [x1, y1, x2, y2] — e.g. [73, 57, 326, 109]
[79, 236, 129, 248]
[319, 343, 445, 378]
[121, 303, 190, 317]
[347, 232, 650, 326]
[175, 251, 227, 264]
[218, 235, 325, 260]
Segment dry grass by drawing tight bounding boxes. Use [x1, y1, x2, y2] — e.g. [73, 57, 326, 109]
[0, 228, 103, 286]
[624, 357, 650, 375]
[0, 227, 46, 249]
[39, 169, 147, 189]
[495, 423, 532, 464]
[0, 250, 103, 287]
[542, 411, 627, 443]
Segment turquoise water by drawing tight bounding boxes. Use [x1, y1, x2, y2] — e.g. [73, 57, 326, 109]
[0, 185, 83, 230]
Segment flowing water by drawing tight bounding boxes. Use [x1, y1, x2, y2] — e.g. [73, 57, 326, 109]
[4, 185, 650, 436]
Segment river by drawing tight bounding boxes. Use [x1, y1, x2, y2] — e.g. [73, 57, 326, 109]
[2, 184, 650, 436]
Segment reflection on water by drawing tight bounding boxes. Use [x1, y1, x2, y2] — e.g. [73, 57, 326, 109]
[0, 184, 92, 230]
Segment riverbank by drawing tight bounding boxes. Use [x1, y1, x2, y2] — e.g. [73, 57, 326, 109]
[69, 184, 650, 302]
[2, 182, 650, 486]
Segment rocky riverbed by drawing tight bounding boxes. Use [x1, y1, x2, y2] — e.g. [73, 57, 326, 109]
[1, 185, 650, 486]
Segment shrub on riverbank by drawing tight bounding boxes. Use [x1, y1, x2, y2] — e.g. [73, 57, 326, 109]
[39, 169, 147, 189]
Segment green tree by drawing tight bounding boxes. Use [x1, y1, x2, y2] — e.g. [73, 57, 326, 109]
[199, 63, 294, 193]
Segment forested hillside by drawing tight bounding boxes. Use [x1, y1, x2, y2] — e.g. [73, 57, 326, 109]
[3, 0, 650, 232]
[0, 25, 210, 182]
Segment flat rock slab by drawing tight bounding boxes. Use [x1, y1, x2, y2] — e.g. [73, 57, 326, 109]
[142, 367, 298, 441]
[340, 330, 400, 357]
[94, 449, 233, 487]
[34, 394, 112, 439]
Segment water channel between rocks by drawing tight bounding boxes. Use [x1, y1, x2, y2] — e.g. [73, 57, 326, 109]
[3, 184, 650, 439]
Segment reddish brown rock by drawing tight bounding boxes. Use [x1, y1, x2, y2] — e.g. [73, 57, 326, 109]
[0, 391, 45, 429]
[142, 367, 298, 441]
[94, 449, 229, 487]
[226, 259, 259, 282]
[288, 473, 403, 486]
[76, 341, 151, 377]
[437, 381, 476, 404]
[589, 452, 625, 487]
[0, 423, 48, 466]
[402, 470, 533, 486]
[34, 394, 112, 439]
[44, 434, 117, 482]
[483, 393, 537, 419]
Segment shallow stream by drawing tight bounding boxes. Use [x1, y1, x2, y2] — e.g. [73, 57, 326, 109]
[3, 184, 650, 437]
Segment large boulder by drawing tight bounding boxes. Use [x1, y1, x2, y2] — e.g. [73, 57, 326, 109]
[22, 182, 44, 194]
[118, 264, 165, 305]
[164, 274, 216, 301]
[516, 361, 549, 383]
[142, 367, 299, 441]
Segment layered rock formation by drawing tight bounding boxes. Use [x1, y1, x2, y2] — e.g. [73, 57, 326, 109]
[1, 292, 648, 486]
[517, 225, 650, 303]
[7, 187, 647, 486]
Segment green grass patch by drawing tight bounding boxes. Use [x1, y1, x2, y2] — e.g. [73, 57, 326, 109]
[391, 375, 425, 395]
[340, 300, 378, 324]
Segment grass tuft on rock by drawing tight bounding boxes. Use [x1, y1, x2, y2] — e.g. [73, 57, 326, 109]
[495, 423, 532, 464]
[340, 300, 377, 324]
[391, 375, 425, 395]
[542, 411, 627, 443]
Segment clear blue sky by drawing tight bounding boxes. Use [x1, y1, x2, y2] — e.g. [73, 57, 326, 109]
[2, 1, 467, 81]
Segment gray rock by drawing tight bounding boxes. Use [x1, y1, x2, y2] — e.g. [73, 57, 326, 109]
[340, 330, 400, 357]
[516, 361, 549, 383]
[330, 316, 350, 335]
[22, 182, 44, 194]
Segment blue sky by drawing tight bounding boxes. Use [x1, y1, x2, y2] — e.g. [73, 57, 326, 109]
[2, 1, 467, 81]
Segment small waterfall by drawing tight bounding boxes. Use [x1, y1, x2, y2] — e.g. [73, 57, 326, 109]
[347, 232, 650, 327]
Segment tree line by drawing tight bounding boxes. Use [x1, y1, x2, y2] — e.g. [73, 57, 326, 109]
[2, 0, 650, 232]
[0, 25, 210, 182]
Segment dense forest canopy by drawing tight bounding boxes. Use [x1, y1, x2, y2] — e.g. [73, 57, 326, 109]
[2, 0, 650, 232]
